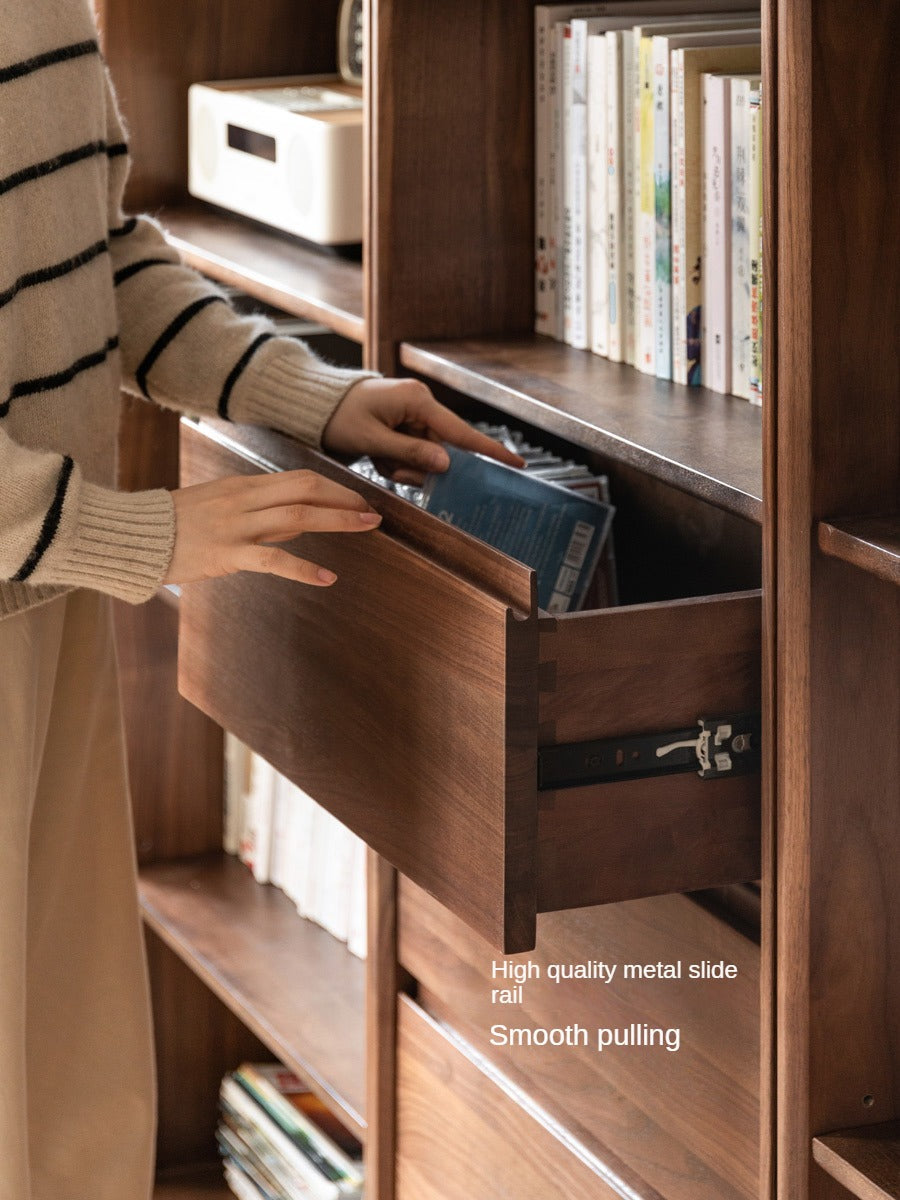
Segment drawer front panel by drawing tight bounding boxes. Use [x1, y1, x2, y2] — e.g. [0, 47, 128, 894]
[538, 592, 762, 909]
[396, 994, 653, 1200]
[178, 420, 539, 952]
[399, 877, 760, 1200]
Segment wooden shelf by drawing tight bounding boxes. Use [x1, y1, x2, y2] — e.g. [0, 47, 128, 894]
[162, 202, 365, 344]
[818, 516, 900, 588]
[401, 336, 763, 523]
[139, 854, 366, 1143]
[154, 1162, 229, 1198]
[813, 1122, 900, 1200]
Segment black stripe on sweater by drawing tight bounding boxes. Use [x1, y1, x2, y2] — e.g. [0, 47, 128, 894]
[0, 335, 119, 418]
[11, 456, 75, 582]
[110, 217, 138, 239]
[0, 141, 122, 199]
[113, 257, 173, 287]
[0, 239, 108, 313]
[217, 333, 274, 419]
[106, 142, 129, 159]
[136, 295, 226, 399]
[0, 39, 98, 86]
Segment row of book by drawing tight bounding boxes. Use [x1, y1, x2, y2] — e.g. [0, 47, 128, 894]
[219, 1062, 364, 1199]
[225, 737, 367, 959]
[535, 2, 764, 403]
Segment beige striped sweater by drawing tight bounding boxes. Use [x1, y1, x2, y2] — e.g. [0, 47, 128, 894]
[0, 0, 373, 620]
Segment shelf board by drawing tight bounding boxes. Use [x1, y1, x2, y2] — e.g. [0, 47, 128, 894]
[818, 516, 900, 587]
[401, 336, 763, 522]
[162, 202, 365, 344]
[139, 853, 366, 1143]
[154, 1162, 229, 1199]
[813, 1122, 900, 1200]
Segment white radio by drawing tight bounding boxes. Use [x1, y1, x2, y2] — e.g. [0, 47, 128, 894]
[188, 76, 363, 247]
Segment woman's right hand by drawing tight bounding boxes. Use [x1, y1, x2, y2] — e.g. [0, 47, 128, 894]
[164, 469, 382, 588]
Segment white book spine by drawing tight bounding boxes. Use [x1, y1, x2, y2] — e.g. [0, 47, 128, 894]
[298, 793, 322, 921]
[671, 48, 688, 384]
[558, 24, 572, 342]
[534, 8, 556, 336]
[223, 733, 248, 856]
[637, 36, 656, 374]
[730, 76, 754, 399]
[606, 32, 624, 362]
[587, 32, 608, 356]
[318, 815, 354, 944]
[652, 36, 673, 380]
[702, 72, 732, 395]
[748, 83, 763, 406]
[346, 837, 368, 960]
[246, 755, 277, 886]
[269, 772, 293, 893]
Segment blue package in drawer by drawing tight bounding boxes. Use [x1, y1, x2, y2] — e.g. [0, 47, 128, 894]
[422, 446, 615, 613]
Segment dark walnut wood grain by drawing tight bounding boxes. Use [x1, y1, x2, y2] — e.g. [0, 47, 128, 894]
[154, 1163, 231, 1199]
[813, 1123, 900, 1200]
[162, 203, 365, 344]
[140, 854, 366, 1142]
[178, 419, 540, 954]
[178, 420, 763, 952]
[395, 995, 649, 1200]
[400, 878, 759, 1200]
[97, 0, 341, 212]
[368, 0, 533, 370]
[400, 337, 763, 521]
[818, 517, 900, 589]
[537, 592, 762, 910]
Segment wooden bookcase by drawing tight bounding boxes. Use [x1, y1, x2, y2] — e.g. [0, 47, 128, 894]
[95, 1, 899, 1199]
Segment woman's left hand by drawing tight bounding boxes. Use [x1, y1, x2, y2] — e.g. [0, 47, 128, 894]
[322, 377, 525, 485]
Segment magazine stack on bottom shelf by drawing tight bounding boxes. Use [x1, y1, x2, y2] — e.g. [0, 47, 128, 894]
[219, 1062, 364, 1200]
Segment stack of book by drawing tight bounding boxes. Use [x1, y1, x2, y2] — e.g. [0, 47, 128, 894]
[535, 2, 763, 404]
[218, 1062, 364, 1200]
[350, 420, 619, 612]
[223, 743, 367, 960]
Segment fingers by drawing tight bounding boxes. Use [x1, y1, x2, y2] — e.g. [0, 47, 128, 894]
[395, 386, 526, 469]
[237, 544, 339, 587]
[244, 503, 381, 543]
[238, 468, 374, 514]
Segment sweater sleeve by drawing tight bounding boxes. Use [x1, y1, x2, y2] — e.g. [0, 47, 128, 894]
[103, 75, 376, 447]
[0, 428, 175, 605]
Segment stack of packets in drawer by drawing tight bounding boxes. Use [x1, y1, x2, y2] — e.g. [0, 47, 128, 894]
[218, 1062, 363, 1200]
[350, 421, 618, 612]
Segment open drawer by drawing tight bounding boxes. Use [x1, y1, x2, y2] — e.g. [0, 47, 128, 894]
[178, 418, 761, 952]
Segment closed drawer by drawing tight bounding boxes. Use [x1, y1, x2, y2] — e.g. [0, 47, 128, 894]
[399, 876, 760, 1200]
[178, 418, 761, 952]
[396, 993, 652, 1200]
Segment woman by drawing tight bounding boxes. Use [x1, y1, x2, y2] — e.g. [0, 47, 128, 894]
[0, 2, 519, 1196]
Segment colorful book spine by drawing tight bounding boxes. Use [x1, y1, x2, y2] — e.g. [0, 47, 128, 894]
[561, 24, 575, 344]
[652, 35, 673, 379]
[749, 80, 763, 405]
[620, 29, 638, 365]
[637, 35, 656, 374]
[606, 31, 625, 361]
[730, 75, 759, 399]
[702, 71, 732, 395]
[671, 40, 760, 386]
[569, 19, 591, 350]
[587, 30, 609, 356]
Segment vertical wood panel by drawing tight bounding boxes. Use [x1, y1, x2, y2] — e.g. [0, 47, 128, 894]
[368, 0, 533, 370]
[776, 3, 900, 1199]
[98, 0, 341, 210]
[365, 854, 398, 1200]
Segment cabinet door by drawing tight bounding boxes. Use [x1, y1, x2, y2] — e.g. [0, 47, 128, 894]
[179, 420, 761, 952]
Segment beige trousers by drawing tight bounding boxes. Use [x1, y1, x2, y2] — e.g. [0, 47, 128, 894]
[0, 590, 155, 1200]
